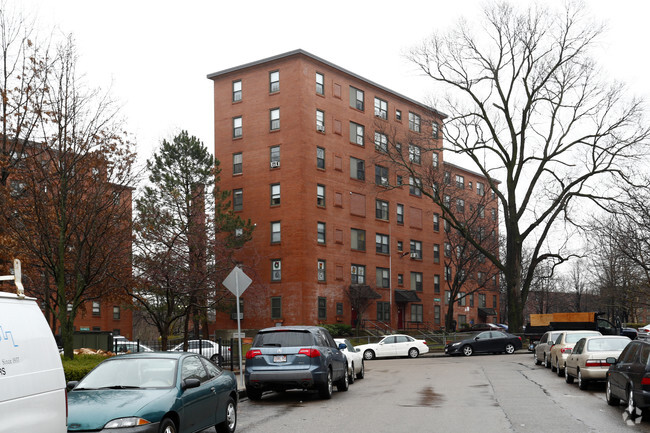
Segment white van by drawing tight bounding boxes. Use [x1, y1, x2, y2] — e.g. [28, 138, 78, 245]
[0, 260, 67, 433]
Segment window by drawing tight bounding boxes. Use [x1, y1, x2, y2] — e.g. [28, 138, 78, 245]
[444, 242, 451, 257]
[479, 293, 486, 308]
[443, 194, 451, 207]
[377, 301, 390, 321]
[475, 181, 485, 196]
[270, 183, 280, 206]
[351, 228, 366, 251]
[456, 198, 465, 213]
[318, 260, 326, 282]
[92, 302, 100, 316]
[434, 305, 441, 325]
[316, 72, 324, 95]
[409, 112, 421, 132]
[395, 109, 402, 121]
[318, 297, 327, 320]
[434, 275, 440, 293]
[396, 175, 403, 186]
[375, 199, 389, 220]
[444, 171, 451, 184]
[350, 157, 365, 180]
[314, 222, 327, 245]
[233, 189, 243, 211]
[233, 153, 242, 174]
[316, 109, 325, 132]
[271, 259, 281, 281]
[469, 181, 473, 190]
[456, 175, 465, 189]
[409, 144, 421, 164]
[478, 205, 485, 219]
[113, 306, 120, 320]
[469, 293, 474, 307]
[271, 221, 281, 243]
[411, 272, 423, 292]
[375, 165, 388, 186]
[433, 244, 440, 263]
[350, 122, 364, 145]
[433, 213, 440, 231]
[269, 70, 279, 93]
[349, 86, 364, 110]
[397, 274, 403, 285]
[410, 240, 422, 259]
[317, 184, 325, 207]
[432, 122, 439, 139]
[317, 147, 325, 169]
[376, 233, 389, 254]
[432, 152, 439, 169]
[271, 297, 282, 319]
[376, 267, 390, 288]
[374, 132, 388, 152]
[270, 108, 280, 130]
[459, 292, 466, 307]
[397, 204, 404, 224]
[233, 116, 242, 138]
[336, 303, 343, 316]
[409, 176, 422, 196]
[491, 208, 497, 221]
[397, 241, 403, 252]
[374, 97, 387, 119]
[445, 291, 451, 304]
[444, 265, 452, 281]
[411, 304, 423, 322]
[270, 146, 280, 166]
[232, 80, 242, 102]
[493, 295, 497, 308]
[351, 264, 365, 284]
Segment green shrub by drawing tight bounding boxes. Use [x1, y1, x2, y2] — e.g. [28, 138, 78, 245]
[321, 323, 353, 337]
[61, 354, 109, 382]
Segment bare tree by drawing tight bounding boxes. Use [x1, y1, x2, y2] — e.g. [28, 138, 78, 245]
[344, 283, 382, 336]
[400, 1, 650, 331]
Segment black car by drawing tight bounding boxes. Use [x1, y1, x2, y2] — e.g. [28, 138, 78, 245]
[445, 330, 523, 356]
[605, 339, 650, 414]
[244, 326, 348, 400]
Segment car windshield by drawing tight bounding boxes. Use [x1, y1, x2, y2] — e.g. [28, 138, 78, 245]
[565, 332, 600, 343]
[253, 331, 313, 347]
[586, 338, 630, 352]
[76, 358, 177, 390]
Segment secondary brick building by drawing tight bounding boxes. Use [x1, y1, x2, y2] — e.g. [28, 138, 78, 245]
[207, 50, 500, 332]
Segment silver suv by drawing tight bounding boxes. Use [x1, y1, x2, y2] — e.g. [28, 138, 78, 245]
[244, 326, 348, 400]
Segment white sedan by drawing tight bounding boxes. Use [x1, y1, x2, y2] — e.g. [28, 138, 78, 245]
[638, 324, 650, 339]
[171, 339, 230, 363]
[356, 334, 429, 360]
[335, 338, 365, 384]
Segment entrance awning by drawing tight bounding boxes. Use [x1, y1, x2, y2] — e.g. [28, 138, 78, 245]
[394, 289, 421, 303]
[478, 307, 497, 317]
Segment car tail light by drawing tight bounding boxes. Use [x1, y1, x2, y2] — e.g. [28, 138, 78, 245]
[560, 348, 572, 354]
[246, 349, 262, 359]
[641, 376, 650, 386]
[585, 359, 609, 367]
[422, 341, 428, 345]
[298, 348, 321, 357]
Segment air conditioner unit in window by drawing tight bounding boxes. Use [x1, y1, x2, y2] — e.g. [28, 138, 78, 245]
[316, 124, 325, 132]
[270, 161, 280, 168]
[231, 312, 243, 320]
[410, 253, 419, 259]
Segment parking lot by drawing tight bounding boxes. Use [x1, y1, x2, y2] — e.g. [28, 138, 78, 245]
[231, 352, 649, 433]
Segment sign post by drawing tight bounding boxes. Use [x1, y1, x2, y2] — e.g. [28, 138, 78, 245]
[222, 265, 252, 388]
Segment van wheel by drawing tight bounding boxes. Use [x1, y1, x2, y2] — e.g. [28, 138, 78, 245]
[159, 418, 177, 433]
[246, 387, 263, 401]
[336, 368, 349, 392]
[319, 369, 333, 399]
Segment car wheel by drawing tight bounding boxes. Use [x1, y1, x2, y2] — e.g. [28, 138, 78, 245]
[210, 354, 224, 365]
[606, 378, 620, 406]
[505, 343, 515, 354]
[356, 361, 365, 379]
[336, 368, 349, 392]
[159, 418, 177, 433]
[627, 386, 637, 415]
[462, 345, 473, 356]
[348, 363, 355, 384]
[551, 358, 557, 372]
[216, 397, 237, 433]
[556, 360, 564, 377]
[544, 354, 550, 368]
[319, 369, 333, 399]
[565, 370, 574, 384]
[408, 348, 419, 358]
[246, 387, 263, 401]
[577, 370, 588, 390]
[363, 350, 375, 360]
[534, 352, 541, 365]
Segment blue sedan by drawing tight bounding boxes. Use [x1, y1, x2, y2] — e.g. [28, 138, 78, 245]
[66, 352, 237, 433]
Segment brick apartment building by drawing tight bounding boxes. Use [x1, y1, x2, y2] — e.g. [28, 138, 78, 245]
[207, 49, 500, 332]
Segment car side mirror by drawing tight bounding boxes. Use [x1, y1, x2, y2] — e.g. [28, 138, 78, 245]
[181, 378, 201, 390]
[475, 337, 481, 340]
[356, 348, 360, 353]
[338, 343, 347, 350]
[605, 357, 617, 364]
[66, 381, 79, 391]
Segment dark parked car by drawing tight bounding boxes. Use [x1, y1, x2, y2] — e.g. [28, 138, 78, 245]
[605, 339, 650, 415]
[244, 326, 348, 400]
[469, 323, 502, 332]
[66, 352, 238, 433]
[445, 330, 523, 356]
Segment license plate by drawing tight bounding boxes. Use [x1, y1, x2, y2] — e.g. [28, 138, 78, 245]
[273, 355, 287, 363]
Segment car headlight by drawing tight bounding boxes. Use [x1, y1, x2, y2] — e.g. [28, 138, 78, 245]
[452, 342, 461, 347]
[105, 417, 151, 428]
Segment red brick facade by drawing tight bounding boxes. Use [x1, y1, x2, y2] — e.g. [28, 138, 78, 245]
[208, 50, 500, 332]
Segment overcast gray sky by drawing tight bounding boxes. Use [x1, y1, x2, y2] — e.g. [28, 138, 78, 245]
[15, 0, 650, 167]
